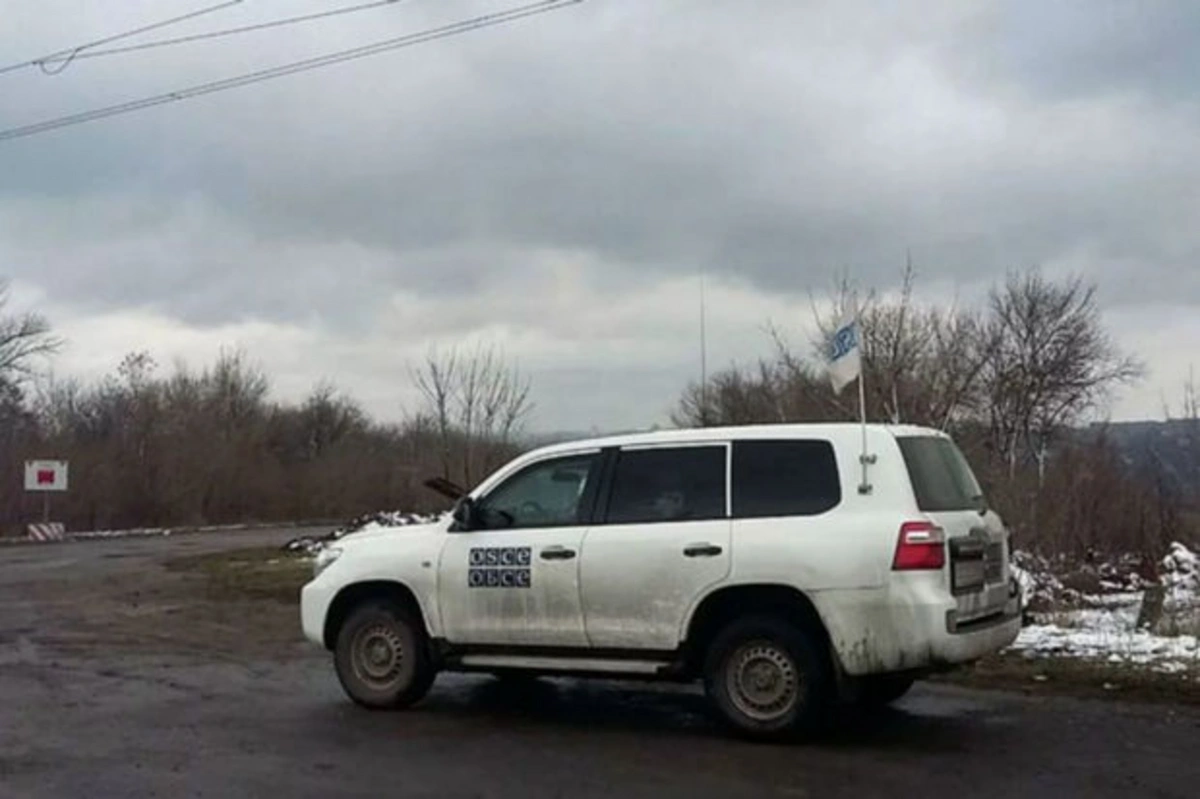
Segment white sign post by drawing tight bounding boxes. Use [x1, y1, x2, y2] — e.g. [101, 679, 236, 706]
[24, 460, 69, 523]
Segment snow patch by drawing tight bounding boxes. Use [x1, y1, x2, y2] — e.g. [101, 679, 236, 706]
[1013, 623, 1199, 672]
[1162, 541, 1200, 613]
[1163, 541, 1198, 575]
[283, 510, 446, 556]
[1008, 541, 1200, 672]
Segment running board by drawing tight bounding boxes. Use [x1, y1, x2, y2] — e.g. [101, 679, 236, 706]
[456, 654, 668, 674]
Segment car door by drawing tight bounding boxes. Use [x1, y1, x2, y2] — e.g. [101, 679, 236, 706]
[579, 443, 731, 650]
[437, 451, 602, 648]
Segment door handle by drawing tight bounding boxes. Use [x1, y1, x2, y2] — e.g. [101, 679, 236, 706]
[683, 543, 723, 558]
[539, 546, 577, 561]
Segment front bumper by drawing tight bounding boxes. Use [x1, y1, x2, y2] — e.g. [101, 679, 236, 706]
[300, 577, 337, 648]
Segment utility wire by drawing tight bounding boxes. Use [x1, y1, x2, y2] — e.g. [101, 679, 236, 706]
[0, 0, 246, 77]
[0, 0, 584, 143]
[22, 0, 407, 70]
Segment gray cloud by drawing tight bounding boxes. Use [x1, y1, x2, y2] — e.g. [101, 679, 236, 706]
[949, 1, 1200, 104]
[2, 0, 1198, 429]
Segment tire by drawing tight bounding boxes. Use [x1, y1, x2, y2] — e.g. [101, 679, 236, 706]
[855, 674, 915, 709]
[703, 615, 831, 741]
[333, 600, 435, 710]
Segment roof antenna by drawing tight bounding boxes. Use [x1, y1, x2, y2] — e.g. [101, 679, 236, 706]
[700, 272, 708, 427]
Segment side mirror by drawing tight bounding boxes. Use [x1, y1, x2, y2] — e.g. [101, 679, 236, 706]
[451, 497, 478, 531]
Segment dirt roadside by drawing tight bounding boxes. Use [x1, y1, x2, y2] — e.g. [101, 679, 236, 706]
[0, 530, 311, 664]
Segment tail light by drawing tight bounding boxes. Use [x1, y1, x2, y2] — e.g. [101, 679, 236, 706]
[892, 521, 945, 570]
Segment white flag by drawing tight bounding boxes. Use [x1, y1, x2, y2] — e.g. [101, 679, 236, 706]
[827, 315, 861, 395]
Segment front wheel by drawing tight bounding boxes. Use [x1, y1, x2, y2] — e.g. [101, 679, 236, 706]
[334, 601, 435, 709]
[703, 616, 831, 741]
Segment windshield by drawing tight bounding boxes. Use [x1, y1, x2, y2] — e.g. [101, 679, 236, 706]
[896, 436, 984, 513]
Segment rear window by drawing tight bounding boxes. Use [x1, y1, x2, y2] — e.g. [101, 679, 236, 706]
[732, 440, 841, 518]
[896, 436, 983, 512]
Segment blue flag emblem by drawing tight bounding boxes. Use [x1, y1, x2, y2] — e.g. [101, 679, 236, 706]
[830, 323, 859, 362]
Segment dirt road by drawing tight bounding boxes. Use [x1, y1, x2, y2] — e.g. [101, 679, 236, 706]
[3, 530, 1199, 798]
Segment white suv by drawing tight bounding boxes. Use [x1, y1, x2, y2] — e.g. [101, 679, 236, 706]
[300, 423, 1021, 739]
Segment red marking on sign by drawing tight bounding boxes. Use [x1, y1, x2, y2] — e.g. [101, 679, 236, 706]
[37, 470, 55, 485]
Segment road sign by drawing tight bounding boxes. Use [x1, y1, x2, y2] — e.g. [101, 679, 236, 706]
[24, 460, 69, 492]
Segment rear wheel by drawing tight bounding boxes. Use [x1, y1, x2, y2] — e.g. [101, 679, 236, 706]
[703, 616, 831, 741]
[334, 600, 435, 709]
[855, 674, 915, 708]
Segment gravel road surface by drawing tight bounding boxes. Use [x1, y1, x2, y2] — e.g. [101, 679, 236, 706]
[3, 529, 1199, 798]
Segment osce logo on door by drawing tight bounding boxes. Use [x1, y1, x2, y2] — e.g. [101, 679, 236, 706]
[468, 547, 532, 589]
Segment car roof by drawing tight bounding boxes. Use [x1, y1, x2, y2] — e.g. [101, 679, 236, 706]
[529, 423, 946, 458]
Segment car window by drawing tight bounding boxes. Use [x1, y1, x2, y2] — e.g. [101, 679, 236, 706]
[605, 446, 726, 524]
[478, 453, 600, 529]
[896, 436, 984, 512]
[732, 440, 841, 518]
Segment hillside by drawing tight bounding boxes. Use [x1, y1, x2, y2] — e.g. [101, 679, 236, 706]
[1091, 420, 1200, 504]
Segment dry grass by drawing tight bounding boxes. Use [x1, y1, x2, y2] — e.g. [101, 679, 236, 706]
[164, 547, 311, 603]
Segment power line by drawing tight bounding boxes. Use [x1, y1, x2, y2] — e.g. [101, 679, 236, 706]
[0, 0, 246, 77]
[22, 0, 408, 71]
[0, 0, 585, 144]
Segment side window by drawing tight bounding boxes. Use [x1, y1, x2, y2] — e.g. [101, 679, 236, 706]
[732, 440, 840, 518]
[605, 446, 727, 524]
[478, 453, 600, 530]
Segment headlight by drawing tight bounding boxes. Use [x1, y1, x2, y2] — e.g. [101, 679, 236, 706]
[313, 546, 343, 578]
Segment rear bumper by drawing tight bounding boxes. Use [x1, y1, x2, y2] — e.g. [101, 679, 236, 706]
[934, 606, 1022, 666]
[812, 583, 1022, 677]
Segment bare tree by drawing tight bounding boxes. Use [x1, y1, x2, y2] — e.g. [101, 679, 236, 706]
[410, 344, 533, 486]
[808, 262, 990, 430]
[674, 262, 991, 430]
[979, 270, 1143, 482]
[0, 279, 63, 384]
[674, 361, 786, 427]
[0, 277, 59, 519]
[411, 347, 459, 481]
[1170, 365, 1200, 422]
[299, 381, 367, 460]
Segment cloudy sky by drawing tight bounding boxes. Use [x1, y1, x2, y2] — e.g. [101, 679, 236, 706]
[1, 0, 1197, 432]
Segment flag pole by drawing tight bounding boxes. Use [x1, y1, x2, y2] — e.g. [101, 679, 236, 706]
[858, 369, 869, 493]
[830, 311, 872, 493]
[857, 353, 874, 495]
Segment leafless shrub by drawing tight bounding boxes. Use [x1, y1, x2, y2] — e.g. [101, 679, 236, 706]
[979, 270, 1143, 482]
[410, 343, 532, 487]
[672, 264, 1186, 560]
